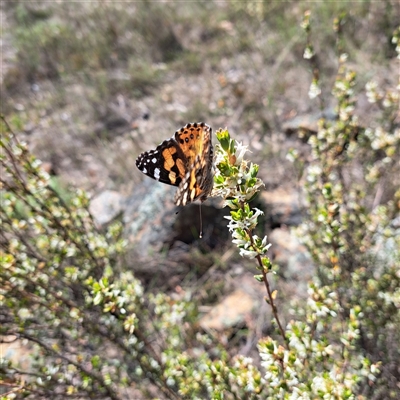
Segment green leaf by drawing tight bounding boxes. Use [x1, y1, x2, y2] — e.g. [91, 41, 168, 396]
[216, 129, 231, 151]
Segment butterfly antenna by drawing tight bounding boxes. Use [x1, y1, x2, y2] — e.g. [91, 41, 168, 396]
[199, 203, 203, 239]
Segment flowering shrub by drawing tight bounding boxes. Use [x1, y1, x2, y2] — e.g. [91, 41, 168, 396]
[289, 13, 400, 398]
[1, 14, 399, 400]
[210, 130, 381, 399]
[211, 129, 286, 341]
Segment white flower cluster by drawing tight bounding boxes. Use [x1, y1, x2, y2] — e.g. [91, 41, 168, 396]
[212, 138, 264, 204]
[258, 291, 379, 398]
[212, 129, 270, 261]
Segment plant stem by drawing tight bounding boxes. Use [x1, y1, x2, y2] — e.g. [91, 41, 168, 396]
[247, 229, 288, 346]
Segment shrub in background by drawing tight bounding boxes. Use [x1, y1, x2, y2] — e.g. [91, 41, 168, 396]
[291, 14, 400, 398]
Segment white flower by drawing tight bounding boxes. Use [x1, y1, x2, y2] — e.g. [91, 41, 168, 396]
[303, 47, 314, 59]
[308, 81, 321, 99]
[234, 141, 249, 165]
[239, 248, 259, 259]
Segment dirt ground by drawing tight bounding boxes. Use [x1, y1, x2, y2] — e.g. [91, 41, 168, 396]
[2, 1, 398, 197]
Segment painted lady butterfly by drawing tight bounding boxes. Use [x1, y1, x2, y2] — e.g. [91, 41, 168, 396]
[135, 122, 214, 206]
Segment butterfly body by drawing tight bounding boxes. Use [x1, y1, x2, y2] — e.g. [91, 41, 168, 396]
[135, 122, 214, 206]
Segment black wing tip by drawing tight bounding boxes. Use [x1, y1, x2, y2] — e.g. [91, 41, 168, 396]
[135, 152, 146, 169]
[135, 151, 153, 170]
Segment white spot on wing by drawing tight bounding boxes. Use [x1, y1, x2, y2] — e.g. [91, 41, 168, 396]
[154, 168, 160, 180]
[152, 158, 157, 163]
[143, 168, 147, 174]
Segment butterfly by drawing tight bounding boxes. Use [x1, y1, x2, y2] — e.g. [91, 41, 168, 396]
[135, 122, 214, 206]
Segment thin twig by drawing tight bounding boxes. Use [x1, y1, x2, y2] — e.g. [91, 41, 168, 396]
[247, 229, 287, 346]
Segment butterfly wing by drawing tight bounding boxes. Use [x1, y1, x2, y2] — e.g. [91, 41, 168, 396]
[174, 123, 214, 206]
[135, 138, 187, 187]
[135, 122, 213, 206]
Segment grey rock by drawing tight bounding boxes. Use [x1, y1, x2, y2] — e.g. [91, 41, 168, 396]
[124, 180, 229, 252]
[89, 190, 124, 226]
